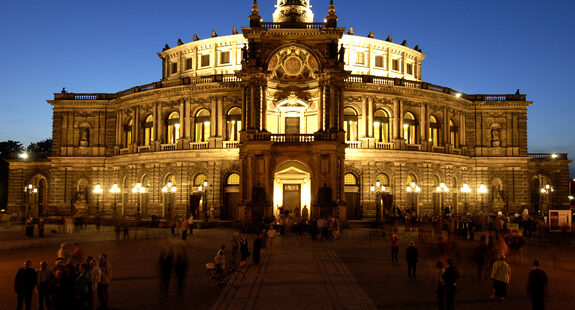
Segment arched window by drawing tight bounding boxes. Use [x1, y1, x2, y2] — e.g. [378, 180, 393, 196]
[452, 176, 458, 189]
[165, 174, 176, 186]
[377, 173, 390, 186]
[143, 115, 154, 146]
[195, 109, 211, 142]
[226, 107, 241, 142]
[166, 112, 180, 144]
[449, 119, 459, 148]
[432, 175, 440, 187]
[429, 115, 440, 147]
[374, 109, 390, 143]
[123, 119, 133, 147]
[407, 174, 417, 185]
[142, 175, 151, 188]
[403, 112, 417, 144]
[344, 173, 358, 186]
[193, 173, 207, 187]
[226, 173, 240, 185]
[344, 107, 358, 141]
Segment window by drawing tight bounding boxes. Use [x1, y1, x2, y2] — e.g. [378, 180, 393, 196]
[407, 174, 417, 186]
[377, 173, 390, 186]
[201, 54, 210, 67]
[375, 55, 384, 68]
[194, 109, 211, 142]
[374, 109, 390, 143]
[392, 59, 400, 71]
[344, 173, 358, 186]
[142, 175, 151, 188]
[406, 63, 414, 75]
[123, 118, 133, 147]
[429, 115, 440, 147]
[226, 173, 240, 186]
[344, 107, 359, 141]
[166, 112, 180, 144]
[403, 112, 417, 144]
[165, 174, 176, 186]
[356, 52, 365, 65]
[171, 62, 178, 74]
[226, 107, 241, 141]
[194, 174, 207, 187]
[143, 115, 154, 146]
[220, 51, 230, 64]
[185, 58, 193, 70]
[449, 119, 459, 148]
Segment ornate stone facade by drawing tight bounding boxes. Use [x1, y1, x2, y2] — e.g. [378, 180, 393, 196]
[7, 0, 570, 221]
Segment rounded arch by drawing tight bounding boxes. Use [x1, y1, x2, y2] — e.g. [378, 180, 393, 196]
[406, 173, 418, 185]
[274, 159, 313, 176]
[405, 112, 417, 121]
[344, 173, 359, 186]
[168, 111, 180, 120]
[376, 173, 390, 186]
[266, 44, 323, 77]
[344, 107, 359, 141]
[374, 109, 389, 118]
[226, 107, 241, 141]
[194, 109, 211, 142]
[141, 174, 151, 187]
[432, 175, 441, 187]
[403, 112, 418, 144]
[193, 173, 207, 187]
[344, 107, 358, 116]
[227, 106, 241, 116]
[226, 173, 240, 186]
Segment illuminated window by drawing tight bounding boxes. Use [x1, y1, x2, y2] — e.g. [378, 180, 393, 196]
[201, 54, 210, 67]
[375, 55, 384, 68]
[194, 109, 211, 142]
[194, 174, 207, 186]
[392, 59, 400, 71]
[403, 112, 417, 144]
[407, 174, 417, 186]
[344, 107, 358, 141]
[406, 63, 413, 75]
[220, 51, 230, 64]
[226, 107, 241, 141]
[143, 115, 154, 146]
[374, 109, 390, 143]
[344, 173, 358, 186]
[429, 115, 440, 147]
[123, 118, 133, 147]
[226, 173, 240, 185]
[356, 52, 365, 65]
[166, 112, 180, 144]
[377, 173, 390, 186]
[449, 119, 459, 148]
[165, 174, 176, 186]
[171, 62, 178, 74]
[433, 175, 440, 187]
[185, 58, 193, 70]
[142, 175, 151, 188]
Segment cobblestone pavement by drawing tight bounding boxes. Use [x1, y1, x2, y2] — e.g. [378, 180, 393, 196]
[1, 225, 575, 310]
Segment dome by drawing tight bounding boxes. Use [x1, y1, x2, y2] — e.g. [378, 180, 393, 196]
[273, 0, 314, 23]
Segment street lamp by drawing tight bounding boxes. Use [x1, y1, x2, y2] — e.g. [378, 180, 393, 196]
[162, 182, 177, 218]
[406, 182, 421, 215]
[23, 184, 37, 219]
[477, 184, 488, 214]
[93, 184, 103, 216]
[109, 184, 121, 217]
[198, 181, 211, 221]
[18, 152, 29, 159]
[460, 183, 472, 214]
[131, 183, 146, 218]
[540, 184, 554, 215]
[436, 183, 449, 216]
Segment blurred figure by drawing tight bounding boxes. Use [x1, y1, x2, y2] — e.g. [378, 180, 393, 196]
[158, 246, 173, 300]
[14, 260, 36, 310]
[406, 241, 418, 278]
[215, 245, 226, 279]
[231, 232, 240, 266]
[37, 261, 52, 310]
[240, 234, 249, 268]
[267, 226, 277, 254]
[174, 247, 189, 298]
[253, 233, 263, 265]
[527, 260, 548, 310]
[390, 233, 399, 263]
[490, 253, 511, 301]
[434, 261, 445, 310]
[98, 253, 112, 310]
[442, 259, 459, 310]
[38, 218, 45, 237]
[75, 263, 92, 310]
[474, 235, 488, 280]
[88, 258, 101, 310]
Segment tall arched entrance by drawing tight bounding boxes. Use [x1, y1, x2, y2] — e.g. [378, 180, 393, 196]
[273, 160, 311, 218]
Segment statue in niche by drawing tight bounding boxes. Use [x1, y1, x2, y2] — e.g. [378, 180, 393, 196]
[492, 183, 504, 202]
[79, 127, 89, 146]
[490, 124, 501, 147]
[76, 185, 87, 203]
[338, 44, 346, 64]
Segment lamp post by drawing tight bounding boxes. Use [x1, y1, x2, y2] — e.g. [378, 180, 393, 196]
[93, 184, 103, 216]
[540, 184, 554, 215]
[406, 182, 421, 215]
[436, 183, 449, 216]
[199, 181, 212, 221]
[110, 184, 121, 218]
[374, 181, 386, 219]
[23, 184, 37, 219]
[477, 184, 488, 214]
[132, 183, 145, 218]
[460, 183, 472, 214]
[162, 182, 177, 219]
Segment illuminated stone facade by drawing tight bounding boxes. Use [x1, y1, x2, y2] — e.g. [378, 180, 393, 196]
[7, 0, 570, 221]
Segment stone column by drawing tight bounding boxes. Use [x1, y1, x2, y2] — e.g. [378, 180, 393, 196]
[250, 85, 256, 130]
[184, 99, 191, 139]
[179, 100, 185, 140]
[210, 97, 217, 137]
[460, 112, 465, 147]
[241, 86, 247, 131]
[261, 84, 267, 131]
[367, 96, 374, 137]
[398, 100, 404, 139]
[131, 109, 137, 146]
[330, 85, 337, 130]
[360, 96, 367, 138]
[317, 85, 324, 132]
[157, 105, 164, 144]
[324, 86, 331, 130]
[217, 97, 224, 136]
[420, 104, 427, 143]
[443, 108, 449, 146]
[116, 111, 122, 146]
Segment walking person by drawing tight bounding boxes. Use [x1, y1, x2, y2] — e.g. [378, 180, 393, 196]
[14, 260, 37, 310]
[442, 259, 459, 310]
[38, 219, 45, 238]
[267, 226, 277, 254]
[75, 263, 92, 310]
[188, 214, 194, 235]
[240, 234, 249, 268]
[37, 261, 52, 310]
[88, 258, 101, 310]
[434, 261, 446, 310]
[231, 231, 240, 266]
[253, 233, 263, 265]
[97, 253, 112, 310]
[490, 253, 511, 301]
[181, 219, 188, 240]
[174, 247, 189, 298]
[406, 241, 418, 278]
[390, 233, 399, 263]
[527, 259, 548, 310]
[158, 246, 173, 300]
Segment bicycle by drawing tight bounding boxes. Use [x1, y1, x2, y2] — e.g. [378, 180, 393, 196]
[203, 263, 244, 288]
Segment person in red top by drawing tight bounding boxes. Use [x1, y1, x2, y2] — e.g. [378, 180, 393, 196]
[390, 234, 399, 263]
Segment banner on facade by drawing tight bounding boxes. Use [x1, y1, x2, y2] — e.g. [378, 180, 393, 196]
[548, 210, 572, 232]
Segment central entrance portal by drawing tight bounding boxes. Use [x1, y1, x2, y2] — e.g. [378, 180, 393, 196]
[285, 117, 300, 134]
[283, 184, 301, 214]
[273, 160, 311, 219]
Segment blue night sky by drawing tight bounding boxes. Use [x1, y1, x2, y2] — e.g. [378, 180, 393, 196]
[1, 0, 574, 172]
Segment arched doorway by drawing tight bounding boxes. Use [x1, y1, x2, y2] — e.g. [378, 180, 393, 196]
[27, 174, 48, 217]
[273, 160, 311, 218]
[222, 173, 240, 220]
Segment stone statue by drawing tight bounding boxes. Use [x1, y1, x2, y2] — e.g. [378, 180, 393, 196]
[242, 44, 249, 62]
[61, 87, 67, 94]
[491, 124, 501, 147]
[76, 185, 87, 202]
[79, 127, 89, 145]
[338, 44, 346, 63]
[232, 27, 238, 35]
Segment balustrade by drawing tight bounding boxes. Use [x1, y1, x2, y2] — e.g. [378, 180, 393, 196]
[223, 141, 239, 149]
[375, 142, 394, 150]
[345, 141, 362, 149]
[161, 144, 177, 151]
[190, 142, 209, 150]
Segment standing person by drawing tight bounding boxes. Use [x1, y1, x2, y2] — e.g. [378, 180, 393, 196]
[390, 233, 399, 263]
[490, 253, 511, 301]
[434, 261, 446, 310]
[527, 260, 548, 310]
[14, 260, 37, 310]
[38, 219, 45, 238]
[88, 258, 101, 310]
[214, 245, 226, 279]
[75, 263, 92, 310]
[98, 253, 113, 309]
[188, 214, 194, 235]
[406, 241, 419, 278]
[442, 259, 459, 310]
[231, 232, 240, 266]
[253, 233, 263, 265]
[267, 226, 277, 254]
[25, 218, 34, 238]
[181, 219, 188, 240]
[302, 205, 309, 222]
[37, 261, 52, 310]
[158, 246, 173, 300]
[174, 247, 189, 298]
[474, 235, 488, 280]
[239, 234, 249, 268]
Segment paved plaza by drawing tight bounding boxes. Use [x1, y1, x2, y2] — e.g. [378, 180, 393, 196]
[1, 224, 575, 309]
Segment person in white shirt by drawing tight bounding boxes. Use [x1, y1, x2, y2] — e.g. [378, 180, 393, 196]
[267, 226, 277, 254]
